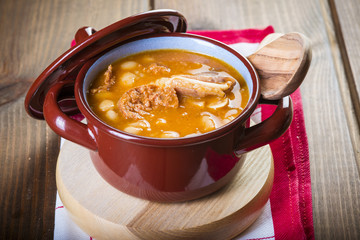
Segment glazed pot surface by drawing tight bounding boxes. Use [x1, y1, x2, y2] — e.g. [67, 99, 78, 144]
[43, 33, 293, 202]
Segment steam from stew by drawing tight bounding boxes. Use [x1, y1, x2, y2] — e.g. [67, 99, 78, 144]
[87, 49, 249, 138]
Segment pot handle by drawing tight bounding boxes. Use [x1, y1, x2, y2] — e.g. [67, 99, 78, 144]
[74, 26, 97, 44]
[43, 80, 97, 151]
[235, 96, 293, 155]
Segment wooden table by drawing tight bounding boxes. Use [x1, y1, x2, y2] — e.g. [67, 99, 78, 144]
[1, 0, 359, 239]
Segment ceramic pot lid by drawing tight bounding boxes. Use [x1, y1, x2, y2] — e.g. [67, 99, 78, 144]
[25, 9, 187, 119]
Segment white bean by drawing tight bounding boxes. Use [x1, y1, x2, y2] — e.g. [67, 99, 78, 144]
[207, 98, 229, 109]
[223, 116, 236, 125]
[185, 132, 201, 138]
[124, 126, 143, 135]
[141, 56, 155, 63]
[92, 91, 114, 100]
[129, 119, 151, 128]
[99, 99, 114, 111]
[120, 61, 138, 70]
[201, 116, 215, 131]
[120, 72, 136, 86]
[222, 118, 232, 125]
[225, 109, 238, 118]
[106, 110, 118, 120]
[161, 131, 180, 138]
[189, 100, 205, 108]
[156, 118, 167, 124]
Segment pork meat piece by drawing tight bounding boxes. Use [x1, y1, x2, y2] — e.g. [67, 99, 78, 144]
[90, 65, 116, 93]
[143, 63, 171, 75]
[155, 71, 236, 98]
[118, 84, 179, 119]
[187, 71, 236, 88]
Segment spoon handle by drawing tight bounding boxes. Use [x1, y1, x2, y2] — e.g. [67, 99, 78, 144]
[247, 32, 312, 100]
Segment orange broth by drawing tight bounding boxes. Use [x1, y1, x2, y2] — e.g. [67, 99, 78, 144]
[87, 49, 249, 138]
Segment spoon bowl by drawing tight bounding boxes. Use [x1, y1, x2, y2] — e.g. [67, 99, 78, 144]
[248, 32, 312, 100]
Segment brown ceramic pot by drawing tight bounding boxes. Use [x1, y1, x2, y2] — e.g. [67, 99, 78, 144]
[43, 33, 292, 202]
[26, 10, 293, 202]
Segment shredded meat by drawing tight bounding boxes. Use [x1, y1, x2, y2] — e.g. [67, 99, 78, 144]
[90, 65, 116, 93]
[118, 84, 179, 119]
[155, 71, 236, 98]
[143, 63, 171, 75]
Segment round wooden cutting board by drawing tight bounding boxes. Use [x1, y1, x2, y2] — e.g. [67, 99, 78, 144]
[56, 140, 274, 240]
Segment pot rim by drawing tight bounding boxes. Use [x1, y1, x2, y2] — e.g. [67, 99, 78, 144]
[24, 9, 187, 119]
[75, 33, 260, 147]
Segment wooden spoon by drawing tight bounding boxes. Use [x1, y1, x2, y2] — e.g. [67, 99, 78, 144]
[247, 32, 312, 100]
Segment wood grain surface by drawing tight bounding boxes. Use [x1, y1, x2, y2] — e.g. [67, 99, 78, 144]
[0, 0, 359, 239]
[155, 2, 360, 238]
[0, 0, 148, 239]
[330, 0, 360, 169]
[331, 0, 360, 127]
[56, 140, 273, 240]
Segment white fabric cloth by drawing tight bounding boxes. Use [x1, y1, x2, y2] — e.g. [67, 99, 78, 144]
[54, 42, 275, 240]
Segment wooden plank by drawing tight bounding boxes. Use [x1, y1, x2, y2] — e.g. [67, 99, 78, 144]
[330, 0, 360, 170]
[154, 0, 360, 239]
[0, 0, 148, 239]
[331, 0, 360, 127]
